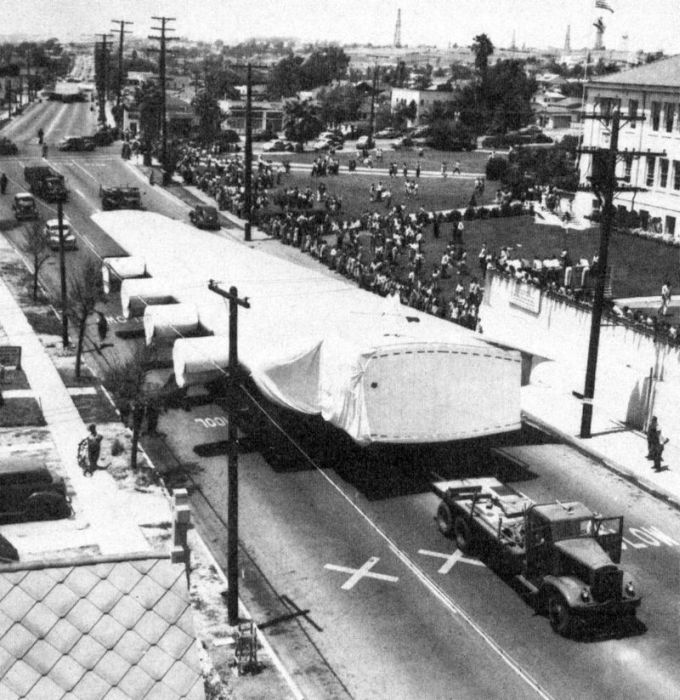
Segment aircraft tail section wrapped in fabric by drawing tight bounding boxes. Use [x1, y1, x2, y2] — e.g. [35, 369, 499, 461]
[93, 210, 522, 445]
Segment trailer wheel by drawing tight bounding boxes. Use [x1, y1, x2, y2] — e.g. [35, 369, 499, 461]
[454, 516, 474, 554]
[547, 591, 572, 636]
[436, 502, 453, 536]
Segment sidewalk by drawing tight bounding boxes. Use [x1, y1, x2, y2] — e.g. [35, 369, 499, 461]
[0, 248, 167, 556]
[522, 383, 680, 511]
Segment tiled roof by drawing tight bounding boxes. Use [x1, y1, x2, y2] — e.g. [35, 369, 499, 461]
[0, 555, 204, 700]
[590, 55, 680, 88]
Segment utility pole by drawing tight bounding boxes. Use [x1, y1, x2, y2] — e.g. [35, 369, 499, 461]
[244, 63, 252, 242]
[57, 199, 69, 348]
[207, 281, 250, 625]
[578, 105, 663, 437]
[148, 16, 177, 185]
[111, 19, 133, 125]
[368, 62, 379, 148]
[95, 34, 111, 126]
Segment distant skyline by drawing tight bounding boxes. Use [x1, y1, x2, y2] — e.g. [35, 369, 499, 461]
[4, 0, 678, 54]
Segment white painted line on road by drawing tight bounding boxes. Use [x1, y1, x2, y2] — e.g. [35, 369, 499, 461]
[418, 548, 485, 574]
[325, 556, 399, 590]
[70, 159, 100, 183]
[310, 468, 555, 699]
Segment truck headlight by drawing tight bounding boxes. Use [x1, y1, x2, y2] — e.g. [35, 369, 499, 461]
[625, 582, 635, 596]
[581, 587, 591, 602]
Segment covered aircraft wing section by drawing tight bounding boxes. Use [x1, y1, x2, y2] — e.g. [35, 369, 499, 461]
[92, 210, 521, 444]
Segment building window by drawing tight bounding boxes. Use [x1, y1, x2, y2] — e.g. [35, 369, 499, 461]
[646, 156, 656, 187]
[651, 101, 661, 131]
[674, 161, 680, 190]
[666, 216, 676, 237]
[623, 155, 633, 183]
[660, 158, 670, 188]
[628, 99, 638, 128]
[665, 103, 676, 132]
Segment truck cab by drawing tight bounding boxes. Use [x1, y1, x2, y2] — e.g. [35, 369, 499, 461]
[13, 192, 37, 221]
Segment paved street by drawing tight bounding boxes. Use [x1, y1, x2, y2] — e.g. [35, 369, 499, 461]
[2, 100, 680, 699]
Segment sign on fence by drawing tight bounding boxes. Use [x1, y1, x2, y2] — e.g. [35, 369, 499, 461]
[509, 282, 541, 314]
[0, 346, 21, 370]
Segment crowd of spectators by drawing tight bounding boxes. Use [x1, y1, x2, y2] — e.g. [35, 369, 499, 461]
[259, 206, 484, 331]
[173, 141, 680, 346]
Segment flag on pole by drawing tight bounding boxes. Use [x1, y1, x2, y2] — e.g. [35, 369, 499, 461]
[595, 0, 614, 13]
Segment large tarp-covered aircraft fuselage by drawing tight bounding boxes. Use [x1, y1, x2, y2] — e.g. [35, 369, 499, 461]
[93, 211, 521, 445]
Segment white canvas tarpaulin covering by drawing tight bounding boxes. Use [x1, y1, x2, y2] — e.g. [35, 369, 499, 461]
[120, 278, 176, 319]
[93, 211, 522, 445]
[144, 303, 200, 345]
[101, 256, 146, 294]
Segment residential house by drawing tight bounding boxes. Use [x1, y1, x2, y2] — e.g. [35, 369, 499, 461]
[390, 86, 456, 125]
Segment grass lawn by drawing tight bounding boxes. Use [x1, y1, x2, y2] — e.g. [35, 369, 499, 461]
[259, 168, 677, 299]
[262, 169, 497, 220]
[0, 398, 46, 427]
[262, 143, 489, 174]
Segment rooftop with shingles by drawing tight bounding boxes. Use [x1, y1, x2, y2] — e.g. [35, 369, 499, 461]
[0, 555, 204, 700]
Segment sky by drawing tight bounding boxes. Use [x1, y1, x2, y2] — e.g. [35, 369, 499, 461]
[4, 0, 679, 54]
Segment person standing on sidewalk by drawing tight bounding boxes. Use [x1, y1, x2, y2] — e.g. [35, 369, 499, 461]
[85, 424, 103, 476]
[659, 281, 672, 316]
[0, 173, 7, 194]
[96, 311, 109, 350]
[647, 416, 669, 471]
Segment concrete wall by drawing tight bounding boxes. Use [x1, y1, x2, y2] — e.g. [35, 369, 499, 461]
[482, 273, 680, 432]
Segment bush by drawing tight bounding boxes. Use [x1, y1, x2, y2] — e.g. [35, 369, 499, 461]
[486, 156, 508, 181]
[464, 206, 477, 220]
[510, 202, 524, 216]
[478, 207, 490, 219]
[449, 209, 462, 222]
[110, 438, 125, 456]
[490, 207, 500, 218]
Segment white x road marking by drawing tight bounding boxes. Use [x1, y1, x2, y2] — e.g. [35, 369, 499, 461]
[325, 556, 399, 590]
[418, 549, 485, 574]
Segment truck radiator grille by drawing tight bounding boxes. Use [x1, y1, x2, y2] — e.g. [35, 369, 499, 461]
[592, 566, 622, 602]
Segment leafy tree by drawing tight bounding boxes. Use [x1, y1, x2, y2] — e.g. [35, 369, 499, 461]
[192, 89, 223, 144]
[427, 120, 474, 151]
[268, 53, 304, 99]
[300, 46, 350, 89]
[317, 83, 362, 126]
[283, 98, 323, 146]
[449, 63, 475, 81]
[23, 221, 51, 302]
[138, 82, 163, 165]
[504, 139, 579, 193]
[412, 73, 432, 90]
[471, 33, 494, 77]
[67, 260, 103, 379]
[392, 100, 417, 129]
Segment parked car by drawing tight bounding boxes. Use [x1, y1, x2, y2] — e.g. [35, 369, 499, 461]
[313, 137, 343, 152]
[262, 139, 294, 152]
[100, 185, 142, 210]
[189, 204, 220, 230]
[88, 128, 116, 146]
[0, 458, 72, 524]
[58, 135, 95, 152]
[391, 136, 414, 150]
[12, 192, 38, 221]
[356, 135, 374, 150]
[253, 129, 277, 141]
[0, 137, 18, 155]
[375, 127, 401, 139]
[44, 218, 77, 250]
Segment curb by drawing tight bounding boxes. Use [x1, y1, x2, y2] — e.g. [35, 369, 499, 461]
[522, 410, 680, 513]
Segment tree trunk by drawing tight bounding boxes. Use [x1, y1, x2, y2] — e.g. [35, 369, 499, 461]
[32, 270, 38, 301]
[75, 317, 86, 378]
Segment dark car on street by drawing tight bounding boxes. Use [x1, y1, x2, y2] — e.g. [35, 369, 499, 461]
[0, 137, 18, 155]
[189, 204, 220, 230]
[0, 458, 72, 524]
[12, 192, 38, 221]
[58, 135, 96, 152]
[100, 185, 142, 210]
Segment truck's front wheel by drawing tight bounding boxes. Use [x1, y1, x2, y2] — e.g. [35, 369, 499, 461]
[436, 502, 453, 536]
[547, 591, 572, 636]
[454, 516, 474, 554]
